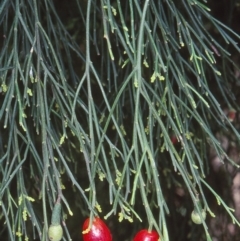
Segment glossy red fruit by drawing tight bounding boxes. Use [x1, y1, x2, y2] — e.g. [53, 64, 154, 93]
[171, 135, 178, 145]
[228, 109, 236, 122]
[82, 217, 112, 241]
[133, 229, 160, 241]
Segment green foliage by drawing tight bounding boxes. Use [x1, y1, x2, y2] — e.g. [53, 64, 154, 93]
[0, 0, 240, 240]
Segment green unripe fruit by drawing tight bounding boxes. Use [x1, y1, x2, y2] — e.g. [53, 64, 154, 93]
[48, 201, 63, 240]
[191, 209, 206, 224]
[48, 224, 63, 241]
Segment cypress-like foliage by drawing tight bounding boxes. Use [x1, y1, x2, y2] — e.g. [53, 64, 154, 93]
[0, 1, 239, 240]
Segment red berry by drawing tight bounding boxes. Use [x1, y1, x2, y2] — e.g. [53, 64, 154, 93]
[82, 217, 112, 241]
[171, 135, 178, 145]
[228, 109, 236, 122]
[133, 229, 160, 241]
